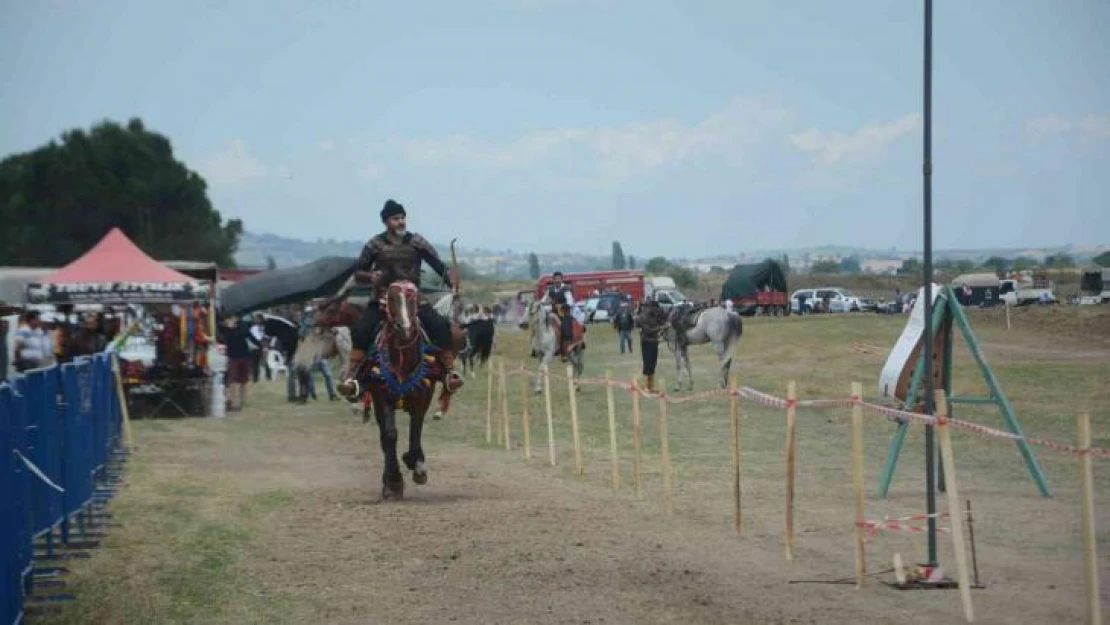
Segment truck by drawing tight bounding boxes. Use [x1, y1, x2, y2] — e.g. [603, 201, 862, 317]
[645, 275, 691, 310]
[534, 269, 645, 304]
[1078, 267, 1109, 305]
[720, 260, 790, 316]
[999, 270, 1056, 306]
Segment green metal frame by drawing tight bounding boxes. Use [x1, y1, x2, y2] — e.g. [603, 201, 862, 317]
[876, 285, 1051, 498]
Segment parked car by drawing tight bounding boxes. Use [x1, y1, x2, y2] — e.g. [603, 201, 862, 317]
[585, 292, 628, 323]
[790, 287, 865, 313]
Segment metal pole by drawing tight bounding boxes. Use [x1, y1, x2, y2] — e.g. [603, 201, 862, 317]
[922, 0, 938, 567]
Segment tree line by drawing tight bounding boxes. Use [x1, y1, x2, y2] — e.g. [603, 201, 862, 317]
[0, 118, 243, 267]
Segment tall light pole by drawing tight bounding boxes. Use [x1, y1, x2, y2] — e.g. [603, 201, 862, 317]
[921, 0, 938, 568]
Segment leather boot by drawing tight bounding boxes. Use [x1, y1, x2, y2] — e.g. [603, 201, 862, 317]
[337, 347, 366, 398]
[439, 349, 464, 392]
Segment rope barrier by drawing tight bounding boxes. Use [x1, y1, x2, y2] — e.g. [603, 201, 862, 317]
[500, 362, 1110, 459]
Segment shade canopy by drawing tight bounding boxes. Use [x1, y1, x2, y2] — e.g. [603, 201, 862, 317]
[25, 228, 209, 304]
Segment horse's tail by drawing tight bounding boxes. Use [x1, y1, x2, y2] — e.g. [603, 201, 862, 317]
[727, 311, 743, 350]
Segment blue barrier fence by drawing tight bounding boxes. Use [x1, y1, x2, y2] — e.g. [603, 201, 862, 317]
[2, 352, 128, 625]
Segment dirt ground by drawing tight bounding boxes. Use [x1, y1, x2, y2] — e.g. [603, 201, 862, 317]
[40, 314, 1109, 625]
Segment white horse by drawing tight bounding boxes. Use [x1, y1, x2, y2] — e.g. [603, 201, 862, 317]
[291, 325, 351, 402]
[664, 305, 743, 391]
[521, 300, 584, 394]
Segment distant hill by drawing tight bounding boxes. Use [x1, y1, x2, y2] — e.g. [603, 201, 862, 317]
[234, 231, 1108, 275]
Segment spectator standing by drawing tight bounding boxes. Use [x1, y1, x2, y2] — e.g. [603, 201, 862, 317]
[612, 303, 634, 354]
[634, 299, 668, 392]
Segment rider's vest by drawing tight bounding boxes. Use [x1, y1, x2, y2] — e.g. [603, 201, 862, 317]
[547, 284, 572, 306]
[358, 231, 446, 298]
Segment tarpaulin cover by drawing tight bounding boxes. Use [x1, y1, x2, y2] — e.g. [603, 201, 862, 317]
[218, 257, 357, 316]
[720, 260, 788, 300]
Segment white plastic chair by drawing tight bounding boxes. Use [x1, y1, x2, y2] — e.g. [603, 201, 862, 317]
[267, 349, 288, 377]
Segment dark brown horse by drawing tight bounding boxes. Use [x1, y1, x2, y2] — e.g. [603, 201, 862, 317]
[316, 283, 466, 500]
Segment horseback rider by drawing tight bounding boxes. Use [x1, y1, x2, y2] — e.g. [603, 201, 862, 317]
[539, 271, 576, 358]
[336, 199, 463, 398]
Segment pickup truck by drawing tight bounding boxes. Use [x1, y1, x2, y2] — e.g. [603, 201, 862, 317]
[999, 278, 1056, 306]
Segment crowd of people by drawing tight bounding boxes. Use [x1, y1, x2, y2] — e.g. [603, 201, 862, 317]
[1, 308, 119, 382]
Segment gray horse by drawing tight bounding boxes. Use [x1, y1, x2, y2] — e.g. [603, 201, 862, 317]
[521, 300, 585, 394]
[663, 305, 743, 391]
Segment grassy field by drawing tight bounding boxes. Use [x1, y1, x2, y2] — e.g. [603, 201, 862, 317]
[35, 303, 1109, 624]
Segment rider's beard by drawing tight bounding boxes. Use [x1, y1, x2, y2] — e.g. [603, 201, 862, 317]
[390, 226, 407, 237]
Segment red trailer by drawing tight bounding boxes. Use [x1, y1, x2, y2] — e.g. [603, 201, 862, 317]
[534, 270, 645, 303]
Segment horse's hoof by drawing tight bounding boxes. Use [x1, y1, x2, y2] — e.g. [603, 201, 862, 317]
[382, 480, 404, 501]
[433, 410, 443, 420]
[413, 464, 428, 485]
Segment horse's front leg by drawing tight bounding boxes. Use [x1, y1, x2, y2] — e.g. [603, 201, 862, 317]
[683, 348, 695, 390]
[374, 397, 404, 500]
[671, 346, 686, 392]
[535, 350, 552, 394]
[402, 403, 428, 485]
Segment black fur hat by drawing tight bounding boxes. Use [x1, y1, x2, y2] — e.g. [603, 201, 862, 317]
[380, 199, 406, 222]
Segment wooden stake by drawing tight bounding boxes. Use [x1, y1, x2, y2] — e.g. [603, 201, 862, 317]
[544, 366, 556, 467]
[1005, 303, 1011, 331]
[1078, 412, 1102, 625]
[658, 376, 673, 515]
[935, 390, 975, 623]
[729, 375, 742, 535]
[521, 376, 531, 460]
[111, 352, 134, 448]
[567, 363, 583, 475]
[851, 382, 866, 587]
[500, 361, 510, 450]
[605, 370, 620, 489]
[785, 380, 797, 561]
[631, 376, 643, 498]
[486, 359, 494, 443]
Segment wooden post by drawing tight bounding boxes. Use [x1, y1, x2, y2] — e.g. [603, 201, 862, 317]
[544, 366, 556, 467]
[729, 375, 742, 535]
[486, 359, 494, 443]
[567, 363, 583, 475]
[605, 370, 620, 490]
[1005, 303, 1011, 331]
[521, 376, 531, 460]
[785, 380, 797, 561]
[658, 376, 673, 515]
[1078, 412, 1102, 625]
[851, 382, 866, 587]
[111, 352, 134, 448]
[500, 361, 511, 450]
[630, 376, 643, 498]
[503, 364, 510, 452]
[935, 390, 975, 623]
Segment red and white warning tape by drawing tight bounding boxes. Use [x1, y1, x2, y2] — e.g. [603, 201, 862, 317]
[500, 363, 1110, 459]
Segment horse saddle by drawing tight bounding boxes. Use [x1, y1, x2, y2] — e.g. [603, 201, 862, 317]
[675, 305, 706, 330]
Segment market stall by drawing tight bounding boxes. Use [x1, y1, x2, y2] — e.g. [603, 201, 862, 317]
[26, 228, 214, 418]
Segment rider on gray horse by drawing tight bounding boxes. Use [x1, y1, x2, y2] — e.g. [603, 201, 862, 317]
[336, 199, 463, 398]
[539, 271, 576, 358]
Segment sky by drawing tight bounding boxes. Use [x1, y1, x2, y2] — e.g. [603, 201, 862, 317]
[1, 0, 1107, 257]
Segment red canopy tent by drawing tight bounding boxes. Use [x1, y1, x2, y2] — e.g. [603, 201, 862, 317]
[25, 228, 210, 304]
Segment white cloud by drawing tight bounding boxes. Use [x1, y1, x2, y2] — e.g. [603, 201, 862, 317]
[318, 138, 337, 152]
[1025, 114, 1110, 144]
[196, 139, 269, 186]
[787, 114, 921, 166]
[385, 97, 791, 183]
